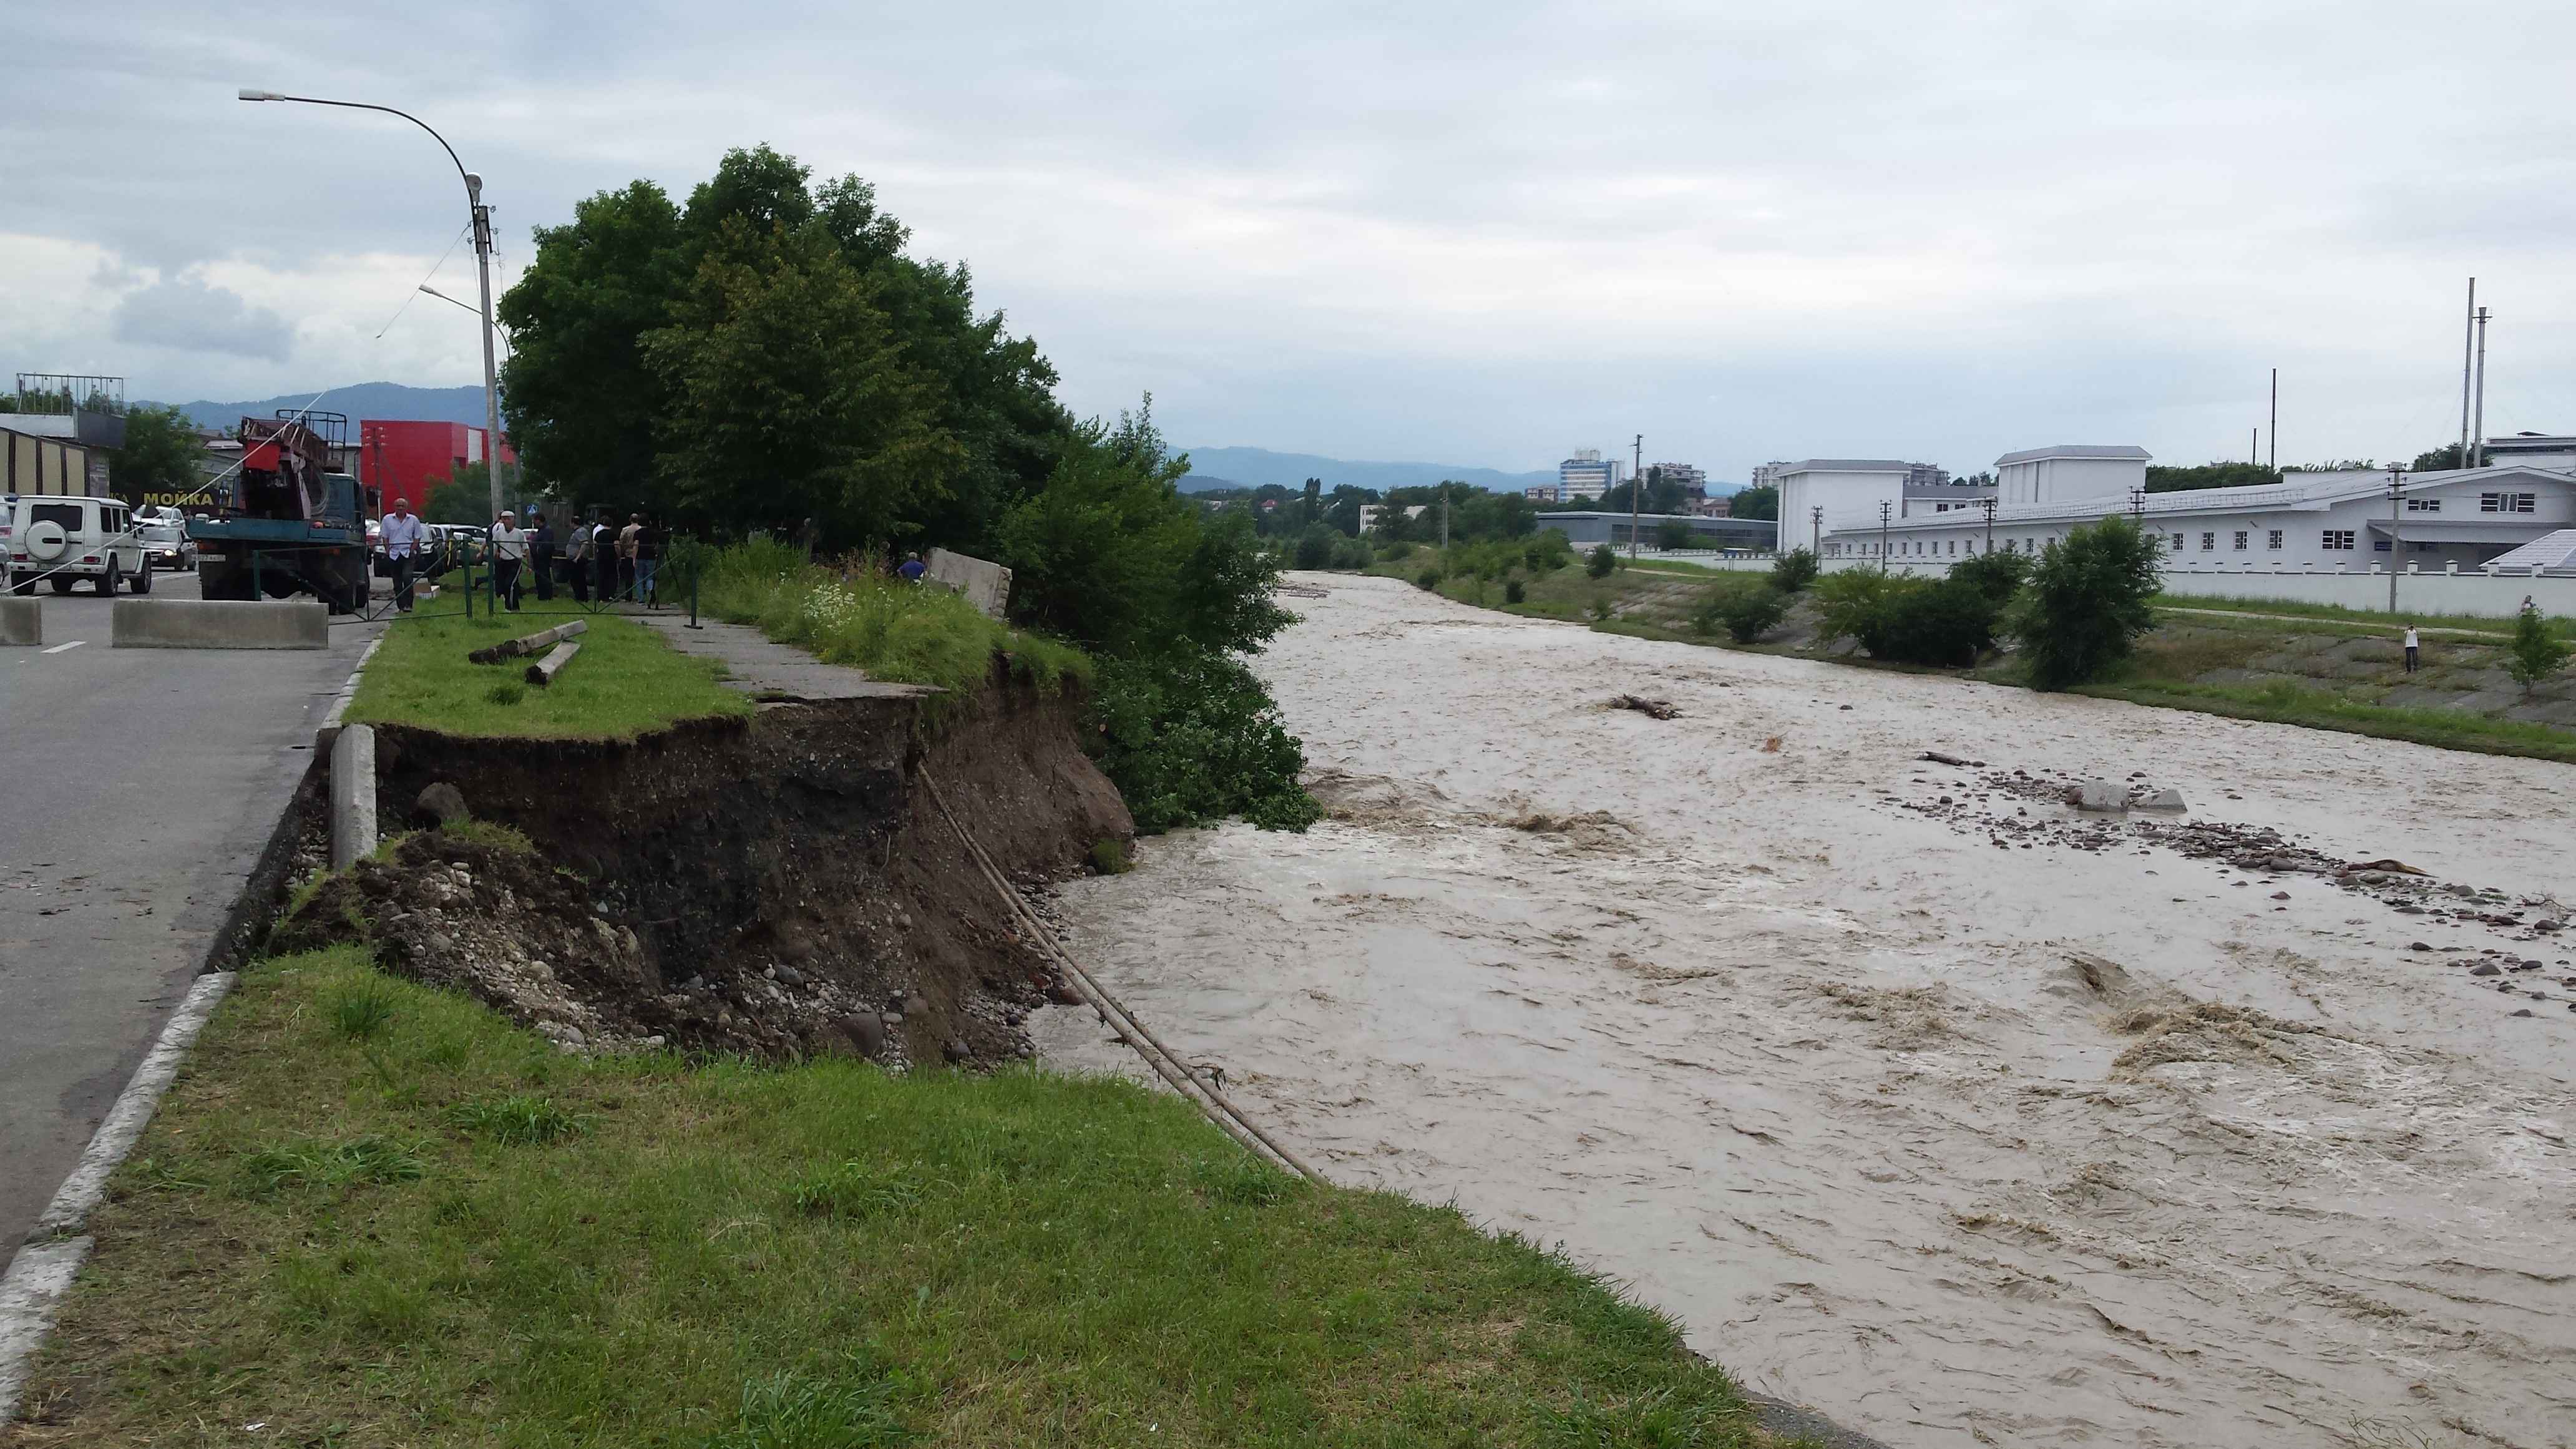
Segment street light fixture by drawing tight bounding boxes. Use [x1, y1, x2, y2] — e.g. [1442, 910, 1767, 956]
[238, 88, 508, 523]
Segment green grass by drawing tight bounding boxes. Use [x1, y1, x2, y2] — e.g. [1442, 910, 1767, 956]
[347, 609, 751, 739]
[16, 948, 1775, 1447]
[703, 539, 1089, 703]
[2152, 592, 2576, 638]
[2077, 676, 2576, 763]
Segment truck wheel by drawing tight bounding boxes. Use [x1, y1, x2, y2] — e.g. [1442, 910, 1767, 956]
[132, 558, 154, 594]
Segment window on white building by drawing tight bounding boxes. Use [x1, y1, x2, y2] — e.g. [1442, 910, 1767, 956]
[2233, 530, 2248, 550]
[2200, 532, 2215, 551]
[2267, 529, 2283, 549]
[2406, 497, 2441, 512]
[2481, 492, 2538, 514]
[2323, 530, 2356, 550]
[2170, 534, 2185, 551]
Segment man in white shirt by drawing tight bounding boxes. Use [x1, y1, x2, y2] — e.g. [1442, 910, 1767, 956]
[2403, 623, 2420, 673]
[379, 499, 425, 613]
[489, 510, 528, 612]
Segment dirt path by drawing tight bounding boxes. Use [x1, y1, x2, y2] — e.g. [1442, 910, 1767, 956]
[1036, 573, 2576, 1449]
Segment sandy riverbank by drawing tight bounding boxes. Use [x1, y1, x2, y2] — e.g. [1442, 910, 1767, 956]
[1034, 572, 2575, 1449]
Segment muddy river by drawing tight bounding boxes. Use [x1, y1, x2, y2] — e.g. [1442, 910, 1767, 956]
[1033, 573, 2575, 1448]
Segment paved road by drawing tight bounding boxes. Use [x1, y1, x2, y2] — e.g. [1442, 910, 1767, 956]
[1, 575, 381, 1250]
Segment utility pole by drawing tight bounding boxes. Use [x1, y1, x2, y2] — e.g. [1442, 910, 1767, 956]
[1979, 495, 1996, 555]
[2387, 465, 2404, 613]
[1877, 498, 1893, 565]
[1439, 482, 1450, 550]
[2251, 427, 2258, 466]
[2460, 277, 2477, 469]
[1809, 504, 1823, 557]
[2128, 484, 2145, 523]
[2472, 306, 2491, 469]
[2268, 368, 2277, 472]
[1627, 433, 1643, 562]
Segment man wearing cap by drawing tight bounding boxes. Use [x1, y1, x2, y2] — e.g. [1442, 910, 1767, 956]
[490, 509, 527, 612]
[381, 498, 424, 613]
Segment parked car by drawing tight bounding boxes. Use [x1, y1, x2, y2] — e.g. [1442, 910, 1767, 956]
[139, 518, 197, 572]
[5, 494, 152, 595]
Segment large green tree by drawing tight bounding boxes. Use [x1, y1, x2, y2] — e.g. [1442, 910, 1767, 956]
[499, 145, 1070, 546]
[1729, 484, 1778, 521]
[109, 403, 203, 500]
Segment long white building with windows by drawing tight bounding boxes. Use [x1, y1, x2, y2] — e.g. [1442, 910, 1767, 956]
[1815, 441, 2576, 573]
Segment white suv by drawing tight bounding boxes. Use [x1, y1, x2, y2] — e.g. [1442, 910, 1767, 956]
[4, 494, 153, 596]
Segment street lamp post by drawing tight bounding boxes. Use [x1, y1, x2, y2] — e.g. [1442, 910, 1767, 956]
[2387, 465, 2405, 613]
[238, 89, 507, 524]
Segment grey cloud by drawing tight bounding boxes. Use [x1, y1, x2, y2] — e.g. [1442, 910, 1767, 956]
[110, 273, 294, 361]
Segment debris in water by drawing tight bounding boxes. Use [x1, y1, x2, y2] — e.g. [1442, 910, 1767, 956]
[1614, 694, 1681, 720]
[1759, 736, 1782, 753]
[1919, 751, 1985, 768]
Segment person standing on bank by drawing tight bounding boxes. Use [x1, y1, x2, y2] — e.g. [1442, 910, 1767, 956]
[563, 509, 592, 604]
[489, 510, 527, 612]
[2403, 623, 2421, 673]
[380, 497, 424, 613]
[592, 512, 618, 605]
[618, 512, 645, 602]
[635, 515, 660, 607]
[529, 510, 555, 603]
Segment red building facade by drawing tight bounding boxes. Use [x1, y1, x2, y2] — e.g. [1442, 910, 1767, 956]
[354, 419, 515, 507]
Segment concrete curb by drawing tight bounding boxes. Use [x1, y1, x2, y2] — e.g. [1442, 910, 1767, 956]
[0, 597, 37, 647]
[320, 633, 384, 732]
[112, 598, 327, 650]
[0, 970, 235, 1427]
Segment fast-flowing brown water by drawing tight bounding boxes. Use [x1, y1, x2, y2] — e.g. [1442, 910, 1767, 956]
[1036, 574, 2576, 1449]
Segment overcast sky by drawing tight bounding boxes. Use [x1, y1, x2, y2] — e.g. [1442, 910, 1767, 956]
[4, 1, 2569, 482]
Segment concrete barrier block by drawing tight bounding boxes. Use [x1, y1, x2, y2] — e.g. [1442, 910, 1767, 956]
[0, 597, 37, 647]
[925, 547, 1013, 621]
[329, 724, 378, 870]
[112, 599, 328, 650]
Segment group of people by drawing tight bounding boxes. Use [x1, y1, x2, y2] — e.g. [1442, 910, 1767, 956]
[486, 510, 662, 612]
[371, 497, 664, 615]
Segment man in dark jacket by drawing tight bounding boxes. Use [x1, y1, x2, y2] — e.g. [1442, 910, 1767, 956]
[529, 510, 556, 602]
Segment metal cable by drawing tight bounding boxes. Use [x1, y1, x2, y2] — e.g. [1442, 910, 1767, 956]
[919, 769, 1327, 1186]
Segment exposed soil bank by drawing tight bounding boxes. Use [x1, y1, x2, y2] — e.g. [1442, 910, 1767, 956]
[1037, 573, 2576, 1449]
[280, 664, 1131, 1067]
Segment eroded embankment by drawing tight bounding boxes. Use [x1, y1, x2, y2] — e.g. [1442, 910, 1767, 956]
[275, 664, 1131, 1068]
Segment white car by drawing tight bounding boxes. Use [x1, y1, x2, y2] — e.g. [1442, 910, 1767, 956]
[139, 517, 197, 572]
[4, 494, 153, 595]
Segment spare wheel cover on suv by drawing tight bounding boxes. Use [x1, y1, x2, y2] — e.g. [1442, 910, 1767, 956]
[24, 520, 67, 560]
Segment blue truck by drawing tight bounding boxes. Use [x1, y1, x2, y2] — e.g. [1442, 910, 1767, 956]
[188, 412, 375, 614]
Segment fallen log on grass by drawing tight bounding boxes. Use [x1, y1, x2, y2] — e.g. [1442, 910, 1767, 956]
[470, 618, 587, 665]
[524, 640, 580, 688]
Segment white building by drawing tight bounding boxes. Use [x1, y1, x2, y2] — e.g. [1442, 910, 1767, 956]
[1818, 439, 2576, 573]
[1559, 449, 1626, 500]
[1771, 459, 1961, 556]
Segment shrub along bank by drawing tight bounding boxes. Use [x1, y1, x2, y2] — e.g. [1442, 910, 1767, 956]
[8, 946, 1780, 1447]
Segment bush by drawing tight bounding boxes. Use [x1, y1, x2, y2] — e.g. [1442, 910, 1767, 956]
[2007, 515, 2163, 689]
[1524, 535, 1571, 572]
[1415, 567, 1443, 591]
[1654, 520, 1694, 550]
[1380, 540, 1413, 561]
[1504, 577, 1526, 605]
[2508, 608, 2570, 694]
[1293, 529, 1334, 571]
[1695, 580, 1790, 643]
[1088, 645, 1322, 833]
[1770, 547, 1820, 593]
[1948, 547, 2031, 605]
[1815, 569, 2000, 666]
[1586, 544, 1619, 579]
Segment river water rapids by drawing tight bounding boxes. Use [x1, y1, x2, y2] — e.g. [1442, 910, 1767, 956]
[1033, 573, 2575, 1448]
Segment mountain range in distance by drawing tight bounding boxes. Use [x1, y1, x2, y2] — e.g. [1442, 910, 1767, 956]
[142, 387, 1745, 497]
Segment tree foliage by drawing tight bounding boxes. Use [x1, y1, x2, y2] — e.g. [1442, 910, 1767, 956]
[2008, 515, 2164, 689]
[1695, 577, 1790, 644]
[1947, 547, 2032, 603]
[1770, 547, 1819, 593]
[109, 404, 203, 500]
[1728, 484, 1778, 521]
[2145, 462, 2278, 493]
[2507, 608, 2570, 695]
[1814, 570, 2001, 667]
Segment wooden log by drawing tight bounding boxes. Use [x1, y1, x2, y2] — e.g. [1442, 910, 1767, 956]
[524, 640, 580, 687]
[470, 617, 587, 665]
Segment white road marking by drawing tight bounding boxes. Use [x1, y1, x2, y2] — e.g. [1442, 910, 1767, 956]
[39, 640, 82, 655]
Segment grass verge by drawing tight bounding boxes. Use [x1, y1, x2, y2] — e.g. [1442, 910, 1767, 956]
[12, 948, 1777, 1448]
[347, 609, 751, 739]
[703, 539, 1088, 701]
[2150, 592, 2575, 638]
[2076, 677, 2576, 764]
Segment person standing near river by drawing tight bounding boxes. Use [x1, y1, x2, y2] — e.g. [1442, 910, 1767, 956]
[380, 499, 424, 613]
[563, 510, 592, 603]
[489, 510, 527, 612]
[592, 512, 619, 605]
[529, 510, 555, 603]
[2403, 623, 2421, 673]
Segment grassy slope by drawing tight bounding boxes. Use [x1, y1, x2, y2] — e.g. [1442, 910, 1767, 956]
[1355, 550, 2576, 763]
[346, 609, 751, 739]
[701, 552, 1088, 701]
[11, 949, 1773, 1448]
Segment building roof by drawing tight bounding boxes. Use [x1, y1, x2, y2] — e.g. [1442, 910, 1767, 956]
[1778, 459, 1915, 474]
[1905, 483, 1996, 497]
[2481, 529, 2576, 570]
[1993, 444, 2152, 466]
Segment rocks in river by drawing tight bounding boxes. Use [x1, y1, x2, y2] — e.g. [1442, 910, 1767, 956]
[2471, 963, 2502, 977]
[2137, 788, 2188, 812]
[2067, 779, 2127, 812]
